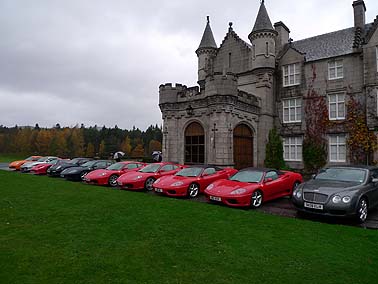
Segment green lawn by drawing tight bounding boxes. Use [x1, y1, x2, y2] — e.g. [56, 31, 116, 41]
[0, 153, 28, 163]
[1, 170, 378, 284]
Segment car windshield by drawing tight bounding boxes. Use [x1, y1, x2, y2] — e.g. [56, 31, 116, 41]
[81, 161, 97, 167]
[69, 158, 82, 164]
[229, 171, 263, 183]
[176, 167, 202, 177]
[139, 164, 161, 173]
[106, 163, 124, 170]
[26, 156, 34, 161]
[37, 157, 48, 162]
[315, 168, 366, 183]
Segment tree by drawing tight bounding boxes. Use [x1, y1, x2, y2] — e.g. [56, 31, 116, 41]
[120, 136, 132, 156]
[131, 143, 145, 158]
[98, 140, 106, 158]
[264, 128, 285, 169]
[35, 129, 53, 155]
[69, 128, 85, 157]
[148, 139, 162, 155]
[85, 142, 95, 158]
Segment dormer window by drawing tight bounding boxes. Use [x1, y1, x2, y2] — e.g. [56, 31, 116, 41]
[282, 63, 300, 87]
[328, 59, 343, 80]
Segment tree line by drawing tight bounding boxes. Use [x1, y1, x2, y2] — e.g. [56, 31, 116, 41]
[0, 124, 162, 160]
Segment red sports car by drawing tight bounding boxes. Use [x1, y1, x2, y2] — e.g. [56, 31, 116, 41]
[204, 168, 303, 208]
[83, 161, 145, 187]
[117, 162, 183, 191]
[30, 159, 61, 175]
[153, 165, 238, 198]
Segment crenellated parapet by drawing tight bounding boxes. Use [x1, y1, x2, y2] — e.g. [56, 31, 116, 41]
[159, 83, 201, 104]
[204, 73, 238, 97]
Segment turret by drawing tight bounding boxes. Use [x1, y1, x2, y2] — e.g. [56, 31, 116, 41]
[248, 0, 277, 70]
[196, 16, 218, 90]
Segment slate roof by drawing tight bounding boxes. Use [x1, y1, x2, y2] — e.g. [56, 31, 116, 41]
[251, 0, 274, 34]
[290, 23, 373, 62]
[197, 16, 217, 50]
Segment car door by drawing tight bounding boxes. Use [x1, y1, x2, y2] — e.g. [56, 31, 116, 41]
[201, 168, 220, 189]
[159, 165, 176, 177]
[262, 171, 284, 200]
[367, 169, 378, 208]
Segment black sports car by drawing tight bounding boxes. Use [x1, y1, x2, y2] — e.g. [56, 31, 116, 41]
[47, 158, 92, 177]
[292, 166, 378, 223]
[60, 160, 113, 181]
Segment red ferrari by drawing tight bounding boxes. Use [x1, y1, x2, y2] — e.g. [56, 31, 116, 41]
[30, 159, 61, 175]
[204, 168, 303, 208]
[117, 162, 183, 191]
[83, 161, 145, 187]
[153, 165, 238, 198]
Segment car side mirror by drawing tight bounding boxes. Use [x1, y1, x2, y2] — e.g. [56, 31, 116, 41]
[265, 178, 273, 183]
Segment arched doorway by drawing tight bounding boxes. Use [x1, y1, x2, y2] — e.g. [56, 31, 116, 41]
[233, 124, 253, 169]
[185, 122, 205, 164]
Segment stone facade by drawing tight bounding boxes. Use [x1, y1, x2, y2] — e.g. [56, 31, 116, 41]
[159, 0, 378, 169]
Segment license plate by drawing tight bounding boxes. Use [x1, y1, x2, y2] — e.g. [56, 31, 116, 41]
[155, 188, 163, 193]
[304, 202, 323, 210]
[209, 196, 221, 202]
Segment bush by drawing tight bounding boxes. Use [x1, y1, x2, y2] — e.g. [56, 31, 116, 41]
[303, 138, 327, 174]
[265, 128, 286, 169]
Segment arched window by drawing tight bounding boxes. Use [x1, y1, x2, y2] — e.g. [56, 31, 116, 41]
[266, 42, 269, 56]
[185, 122, 205, 164]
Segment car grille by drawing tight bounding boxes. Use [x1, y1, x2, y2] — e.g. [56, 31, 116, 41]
[303, 192, 328, 203]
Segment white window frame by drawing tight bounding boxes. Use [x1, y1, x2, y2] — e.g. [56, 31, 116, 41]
[283, 98, 302, 123]
[328, 59, 343, 80]
[329, 134, 346, 163]
[328, 93, 345, 120]
[283, 136, 303, 162]
[282, 63, 300, 87]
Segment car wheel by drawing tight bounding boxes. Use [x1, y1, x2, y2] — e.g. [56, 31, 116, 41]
[108, 174, 119, 187]
[187, 183, 200, 198]
[145, 177, 156, 191]
[80, 171, 89, 180]
[250, 190, 263, 208]
[291, 181, 300, 196]
[356, 197, 368, 223]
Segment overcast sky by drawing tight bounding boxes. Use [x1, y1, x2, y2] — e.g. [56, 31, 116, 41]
[1, 0, 377, 130]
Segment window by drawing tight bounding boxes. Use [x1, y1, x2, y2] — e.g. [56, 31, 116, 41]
[283, 98, 301, 123]
[228, 53, 232, 68]
[329, 135, 346, 162]
[265, 171, 279, 181]
[283, 136, 303, 162]
[185, 122, 205, 164]
[161, 165, 174, 172]
[266, 42, 269, 56]
[328, 93, 345, 120]
[282, 63, 300, 86]
[376, 46, 378, 72]
[328, 59, 343, 80]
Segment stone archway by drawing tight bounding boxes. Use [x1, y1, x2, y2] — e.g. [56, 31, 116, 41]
[185, 122, 205, 164]
[233, 124, 253, 169]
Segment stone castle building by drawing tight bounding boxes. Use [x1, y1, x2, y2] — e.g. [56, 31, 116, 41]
[159, 0, 378, 169]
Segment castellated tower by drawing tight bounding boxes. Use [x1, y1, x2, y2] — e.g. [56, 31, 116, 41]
[196, 16, 218, 90]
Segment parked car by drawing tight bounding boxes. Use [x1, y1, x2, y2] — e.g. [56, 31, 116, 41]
[47, 158, 92, 177]
[204, 168, 303, 208]
[30, 159, 61, 175]
[60, 160, 113, 181]
[153, 165, 238, 198]
[117, 162, 183, 191]
[292, 166, 378, 223]
[20, 156, 59, 173]
[8, 156, 42, 170]
[83, 161, 145, 187]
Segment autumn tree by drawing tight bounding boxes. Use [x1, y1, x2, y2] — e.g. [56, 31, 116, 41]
[148, 139, 162, 155]
[346, 96, 378, 164]
[120, 136, 132, 156]
[98, 140, 106, 158]
[35, 129, 53, 155]
[85, 142, 95, 158]
[131, 143, 145, 158]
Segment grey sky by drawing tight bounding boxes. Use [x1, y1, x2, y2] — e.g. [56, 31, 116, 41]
[1, 0, 377, 129]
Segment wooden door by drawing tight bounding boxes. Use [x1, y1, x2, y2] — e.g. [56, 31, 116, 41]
[233, 124, 253, 170]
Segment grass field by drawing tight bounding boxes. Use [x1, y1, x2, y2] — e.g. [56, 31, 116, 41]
[0, 154, 29, 163]
[1, 170, 378, 284]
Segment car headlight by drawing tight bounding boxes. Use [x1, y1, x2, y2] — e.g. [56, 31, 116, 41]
[56, 166, 61, 170]
[172, 181, 184, 186]
[293, 187, 302, 199]
[206, 184, 214, 190]
[332, 195, 341, 203]
[133, 175, 143, 180]
[230, 188, 247, 195]
[342, 196, 351, 203]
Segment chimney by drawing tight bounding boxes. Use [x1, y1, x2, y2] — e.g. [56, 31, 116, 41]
[274, 21, 290, 53]
[352, 0, 366, 30]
